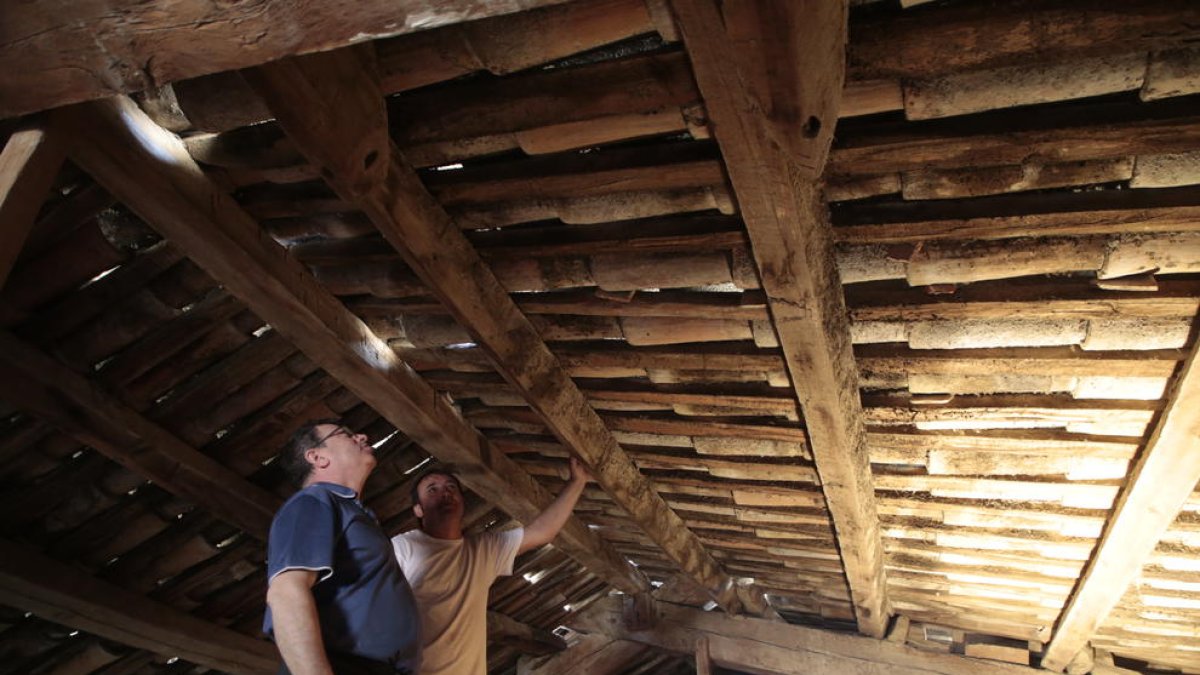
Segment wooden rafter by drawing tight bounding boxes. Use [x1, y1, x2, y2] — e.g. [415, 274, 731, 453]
[0, 0, 577, 118]
[0, 124, 63, 289]
[0, 538, 277, 674]
[670, 0, 889, 637]
[0, 330, 279, 537]
[1039, 332, 1200, 670]
[568, 596, 1041, 675]
[242, 46, 744, 613]
[52, 95, 648, 597]
[486, 610, 567, 656]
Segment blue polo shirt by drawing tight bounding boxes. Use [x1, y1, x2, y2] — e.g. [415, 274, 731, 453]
[264, 482, 420, 671]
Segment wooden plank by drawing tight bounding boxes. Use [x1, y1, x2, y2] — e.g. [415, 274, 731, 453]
[517, 633, 646, 675]
[672, 0, 888, 637]
[0, 0, 574, 118]
[0, 329, 278, 538]
[0, 125, 64, 289]
[847, 0, 1200, 81]
[1039, 331, 1200, 669]
[0, 538, 277, 674]
[54, 95, 647, 597]
[244, 47, 740, 611]
[570, 596, 1042, 675]
[486, 610, 567, 656]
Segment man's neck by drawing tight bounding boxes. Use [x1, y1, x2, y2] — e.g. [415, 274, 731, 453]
[420, 521, 464, 540]
[307, 471, 366, 496]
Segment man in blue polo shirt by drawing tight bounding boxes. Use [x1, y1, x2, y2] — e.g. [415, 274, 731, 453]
[265, 419, 420, 675]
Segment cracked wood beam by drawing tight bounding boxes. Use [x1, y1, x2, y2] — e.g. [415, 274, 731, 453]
[0, 0, 574, 118]
[52, 95, 647, 597]
[0, 123, 63, 289]
[1039, 335, 1200, 670]
[0, 538, 277, 674]
[570, 596, 1042, 675]
[486, 610, 567, 656]
[0, 329, 279, 538]
[242, 46, 742, 613]
[670, 0, 889, 637]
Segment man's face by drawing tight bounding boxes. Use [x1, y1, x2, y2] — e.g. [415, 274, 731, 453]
[311, 424, 375, 477]
[414, 472, 464, 527]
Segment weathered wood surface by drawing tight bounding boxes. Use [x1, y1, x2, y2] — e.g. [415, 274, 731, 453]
[0, 125, 64, 289]
[245, 47, 741, 611]
[0, 330, 279, 538]
[55, 95, 648, 596]
[0, 0, 580, 118]
[1039, 333, 1200, 670]
[0, 538, 278, 674]
[570, 596, 1042, 675]
[673, 0, 888, 637]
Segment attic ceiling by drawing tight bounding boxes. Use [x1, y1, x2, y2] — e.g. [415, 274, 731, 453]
[1, 1, 1199, 674]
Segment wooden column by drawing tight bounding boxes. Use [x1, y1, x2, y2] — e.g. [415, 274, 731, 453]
[0, 538, 277, 674]
[243, 46, 742, 612]
[670, 0, 889, 637]
[1040, 335, 1200, 670]
[0, 124, 63, 289]
[53, 95, 647, 597]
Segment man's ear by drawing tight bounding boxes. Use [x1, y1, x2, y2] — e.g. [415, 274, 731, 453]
[413, 503, 424, 519]
[304, 447, 328, 470]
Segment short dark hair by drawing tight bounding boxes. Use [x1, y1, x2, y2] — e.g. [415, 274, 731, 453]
[280, 418, 342, 487]
[409, 464, 461, 508]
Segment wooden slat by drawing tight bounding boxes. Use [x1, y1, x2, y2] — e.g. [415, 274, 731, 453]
[0, 330, 278, 537]
[570, 596, 1041, 675]
[0, 538, 277, 674]
[672, 0, 888, 637]
[0, 0, 574, 118]
[243, 47, 740, 612]
[0, 124, 64, 289]
[54, 95, 647, 597]
[1039, 335, 1200, 669]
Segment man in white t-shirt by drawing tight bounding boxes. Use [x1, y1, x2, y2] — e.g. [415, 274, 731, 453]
[391, 458, 591, 675]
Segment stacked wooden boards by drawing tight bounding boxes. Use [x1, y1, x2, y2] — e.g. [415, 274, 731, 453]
[0, 0, 1198, 673]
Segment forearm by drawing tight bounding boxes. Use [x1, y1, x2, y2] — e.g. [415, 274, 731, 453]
[268, 574, 333, 675]
[520, 474, 587, 553]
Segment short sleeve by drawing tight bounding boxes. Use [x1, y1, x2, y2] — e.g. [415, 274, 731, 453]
[266, 493, 338, 584]
[391, 531, 414, 576]
[486, 528, 524, 578]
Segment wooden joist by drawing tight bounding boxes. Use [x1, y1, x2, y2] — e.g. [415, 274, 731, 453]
[53, 95, 648, 597]
[1039, 329, 1200, 669]
[0, 538, 277, 674]
[0, 0, 579, 118]
[243, 46, 743, 612]
[672, 0, 889, 637]
[0, 330, 279, 538]
[0, 124, 64, 289]
[568, 596, 1041, 675]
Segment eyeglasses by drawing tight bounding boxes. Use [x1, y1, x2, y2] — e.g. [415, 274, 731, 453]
[314, 426, 353, 446]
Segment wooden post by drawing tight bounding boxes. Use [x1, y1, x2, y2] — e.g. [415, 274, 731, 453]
[0, 124, 63, 289]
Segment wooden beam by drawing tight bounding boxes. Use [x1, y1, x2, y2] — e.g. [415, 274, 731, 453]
[518, 633, 646, 675]
[0, 124, 63, 289]
[243, 47, 742, 612]
[671, 0, 889, 637]
[54, 95, 646, 597]
[0, 538, 277, 674]
[0, 330, 278, 538]
[570, 596, 1042, 675]
[1039, 333, 1200, 669]
[487, 610, 567, 656]
[0, 0, 573, 118]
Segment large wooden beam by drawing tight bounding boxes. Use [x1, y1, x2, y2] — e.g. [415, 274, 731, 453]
[0, 538, 277, 674]
[0, 124, 63, 289]
[1039, 334, 1200, 669]
[0, 330, 278, 538]
[53, 95, 648, 597]
[570, 596, 1041, 675]
[670, 0, 889, 637]
[243, 47, 743, 612]
[0, 0, 573, 118]
[486, 610, 567, 656]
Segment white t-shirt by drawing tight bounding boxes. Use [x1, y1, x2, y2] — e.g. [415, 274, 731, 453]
[392, 528, 523, 675]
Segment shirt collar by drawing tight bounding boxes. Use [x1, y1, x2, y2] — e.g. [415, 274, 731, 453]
[309, 481, 358, 499]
